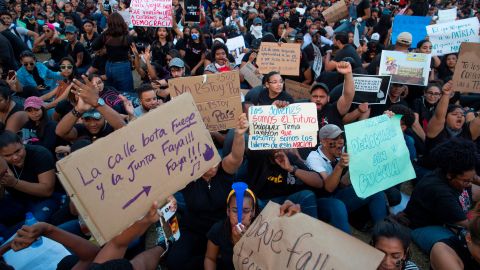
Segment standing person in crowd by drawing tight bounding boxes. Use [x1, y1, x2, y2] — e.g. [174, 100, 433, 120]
[91, 12, 134, 93]
[150, 27, 173, 67]
[176, 26, 206, 76]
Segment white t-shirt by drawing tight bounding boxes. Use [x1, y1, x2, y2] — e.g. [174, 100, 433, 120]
[225, 16, 244, 28]
[305, 147, 336, 175]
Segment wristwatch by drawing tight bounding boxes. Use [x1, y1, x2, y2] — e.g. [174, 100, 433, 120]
[291, 165, 299, 176]
[94, 97, 105, 108]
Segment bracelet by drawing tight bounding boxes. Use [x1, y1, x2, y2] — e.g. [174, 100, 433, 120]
[71, 108, 83, 118]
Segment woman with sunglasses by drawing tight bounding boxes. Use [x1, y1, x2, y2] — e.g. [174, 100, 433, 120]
[16, 50, 62, 96]
[39, 57, 75, 110]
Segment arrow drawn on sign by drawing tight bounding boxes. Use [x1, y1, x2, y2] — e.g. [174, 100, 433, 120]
[122, 186, 152, 210]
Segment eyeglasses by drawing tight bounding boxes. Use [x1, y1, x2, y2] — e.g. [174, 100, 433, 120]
[23, 62, 35, 67]
[60, 65, 73, 70]
[268, 80, 284, 84]
[425, 91, 441, 97]
[229, 207, 253, 214]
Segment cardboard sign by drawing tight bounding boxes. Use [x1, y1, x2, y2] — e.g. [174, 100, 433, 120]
[391, 15, 431, 48]
[437, 7, 457, 24]
[168, 71, 243, 131]
[240, 63, 263, 88]
[426, 17, 480, 56]
[130, 0, 172, 27]
[233, 201, 384, 270]
[452, 42, 480, 93]
[345, 115, 416, 198]
[184, 0, 200, 22]
[256, 42, 301, 76]
[322, 0, 349, 24]
[56, 93, 221, 245]
[248, 103, 318, 150]
[379, 51, 431, 86]
[226, 36, 246, 66]
[349, 74, 392, 104]
[284, 79, 311, 100]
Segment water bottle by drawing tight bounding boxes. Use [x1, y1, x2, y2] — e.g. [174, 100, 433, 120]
[25, 212, 43, 247]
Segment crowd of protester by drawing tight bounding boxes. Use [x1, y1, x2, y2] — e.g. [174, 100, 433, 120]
[0, 0, 479, 269]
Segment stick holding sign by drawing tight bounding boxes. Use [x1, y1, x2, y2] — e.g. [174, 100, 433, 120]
[345, 114, 415, 198]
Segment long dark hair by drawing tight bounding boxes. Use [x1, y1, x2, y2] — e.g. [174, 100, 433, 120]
[30, 106, 50, 139]
[105, 12, 128, 37]
[59, 56, 76, 82]
[0, 122, 21, 149]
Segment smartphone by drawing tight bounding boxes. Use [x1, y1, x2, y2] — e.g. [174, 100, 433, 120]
[7, 71, 15, 80]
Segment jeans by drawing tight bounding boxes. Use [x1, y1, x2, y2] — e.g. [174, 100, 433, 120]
[334, 20, 366, 39]
[411, 226, 454, 254]
[105, 60, 134, 93]
[258, 190, 318, 219]
[316, 198, 351, 234]
[332, 186, 387, 223]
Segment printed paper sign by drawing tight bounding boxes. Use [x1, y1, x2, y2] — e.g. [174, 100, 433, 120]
[348, 74, 392, 104]
[256, 42, 301, 76]
[437, 7, 457, 24]
[233, 201, 384, 270]
[130, 0, 172, 27]
[322, 0, 349, 24]
[248, 103, 318, 150]
[240, 62, 263, 88]
[452, 42, 480, 93]
[391, 15, 431, 48]
[284, 79, 311, 100]
[345, 115, 416, 198]
[56, 93, 221, 245]
[184, 0, 200, 22]
[426, 17, 480, 56]
[379, 51, 431, 86]
[226, 36, 246, 65]
[169, 71, 243, 131]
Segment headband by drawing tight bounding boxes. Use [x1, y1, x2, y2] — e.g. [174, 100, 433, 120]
[226, 188, 256, 205]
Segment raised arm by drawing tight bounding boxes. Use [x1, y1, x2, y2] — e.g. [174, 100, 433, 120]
[427, 81, 453, 138]
[222, 113, 248, 174]
[335, 61, 354, 116]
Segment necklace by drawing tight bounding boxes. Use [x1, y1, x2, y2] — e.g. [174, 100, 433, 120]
[12, 166, 24, 180]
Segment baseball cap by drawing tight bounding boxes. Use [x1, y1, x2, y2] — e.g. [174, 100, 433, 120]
[253, 17, 263, 25]
[24, 96, 44, 110]
[249, 8, 258, 15]
[310, 82, 330, 94]
[396, 32, 412, 46]
[65, 25, 78, 34]
[370, 32, 380, 42]
[169, 58, 185, 69]
[319, 124, 344, 140]
[82, 109, 102, 120]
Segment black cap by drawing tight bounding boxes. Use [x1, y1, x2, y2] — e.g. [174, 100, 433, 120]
[310, 82, 330, 94]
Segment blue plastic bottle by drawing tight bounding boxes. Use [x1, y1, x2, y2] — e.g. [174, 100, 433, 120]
[25, 212, 43, 247]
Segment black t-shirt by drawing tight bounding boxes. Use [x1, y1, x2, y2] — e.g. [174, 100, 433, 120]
[207, 220, 234, 270]
[334, 44, 362, 68]
[356, 0, 370, 18]
[0, 30, 29, 61]
[180, 164, 233, 235]
[175, 39, 206, 72]
[20, 120, 58, 154]
[67, 42, 92, 68]
[74, 122, 114, 142]
[46, 39, 68, 63]
[151, 40, 173, 67]
[425, 123, 472, 155]
[441, 235, 480, 269]
[317, 102, 344, 130]
[92, 33, 133, 62]
[246, 151, 310, 199]
[55, 100, 74, 119]
[82, 32, 100, 54]
[6, 145, 55, 200]
[404, 169, 472, 229]
[257, 90, 294, 105]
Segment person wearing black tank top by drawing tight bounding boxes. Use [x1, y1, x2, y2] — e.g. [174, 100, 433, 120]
[0, 85, 28, 133]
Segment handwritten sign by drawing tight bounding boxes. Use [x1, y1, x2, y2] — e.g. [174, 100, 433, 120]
[437, 7, 457, 24]
[169, 71, 242, 131]
[130, 0, 172, 27]
[452, 42, 480, 93]
[345, 115, 416, 199]
[348, 74, 392, 104]
[322, 0, 349, 24]
[379, 50, 431, 86]
[226, 36, 246, 65]
[426, 17, 480, 56]
[240, 62, 263, 88]
[284, 79, 311, 100]
[56, 93, 221, 245]
[184, 0, 200, 22]
[391, 15, 431, 48]
[256, 42, 301, 76]
[248, 103, 318, 150]
[233, 201, 384, 270]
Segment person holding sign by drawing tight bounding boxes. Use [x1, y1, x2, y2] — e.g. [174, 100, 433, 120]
[204, 184, 301, 270]
[165, 114, 248, 270]
[253, 71, 294, 106]
[306, 124, 387, 232]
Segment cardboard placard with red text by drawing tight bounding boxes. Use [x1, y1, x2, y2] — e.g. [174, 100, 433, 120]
[130, 0, 172, 27]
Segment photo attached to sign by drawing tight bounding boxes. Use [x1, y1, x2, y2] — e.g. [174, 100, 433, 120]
[248, 103, 318, 150]
[379, 51, 431, 86]
[347, 74, 392, 104]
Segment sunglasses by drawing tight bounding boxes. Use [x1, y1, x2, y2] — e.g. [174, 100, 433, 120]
[23, 62, 35, 67]
[60, 65, 73, 70]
